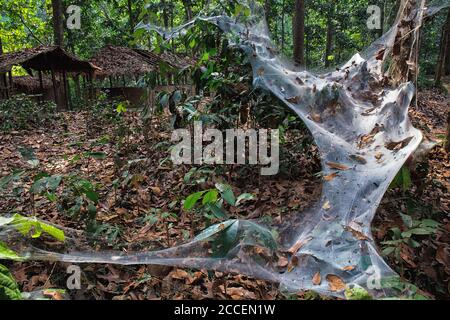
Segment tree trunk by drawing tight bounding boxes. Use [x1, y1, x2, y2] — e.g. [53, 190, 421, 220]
[435, 7, 450, 84]
[293, 0, 305, 66]
[446, 110, 450, 153]
[161, 0, 169, 28]
[379, 0, 386, 38]
[264, 0, 271, 32]
[127, 0, 134, 35]
[52, 0, 64, 46]
[182, 0, 193, 21]
[0, 37, 7, 99]
[324, 7, 333, 68]
[281, 0, 285, 52]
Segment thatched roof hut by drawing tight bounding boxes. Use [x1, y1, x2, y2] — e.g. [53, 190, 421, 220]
[0, 46, 99, 73]
[89, 45, 194, 78]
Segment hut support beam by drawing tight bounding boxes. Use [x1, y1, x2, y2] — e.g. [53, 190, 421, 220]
[38, 71, 44, 102]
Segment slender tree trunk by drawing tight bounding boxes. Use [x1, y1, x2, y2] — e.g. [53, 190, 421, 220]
[293, 0, 305, 65]
[161, 0, 169, 28]
[182, 0, 193, 21]
[444, 8, 450, 75]
[281, 0, 285, 52]
[52, 0, 64, 47]
[379, 0, 386, 38]
[446, 110, 450, 153]
[324, 6, 333, 67]
[0, 37, 7, 99]
[264, 0, 271, 32]
[435, 7, 450, 84]
[127, 0, 134, 35]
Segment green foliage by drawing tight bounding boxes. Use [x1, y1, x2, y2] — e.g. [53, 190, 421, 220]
[58, 175, 99, 221]
[344, 284, 372, 300]
[183, 183, 255, 220]
[381, 215, 441, 258]
[0, 214, 65, 300]
[0, 95, 58, 132]
[390, 166, 412, 191]
[0, 264, 22, 300]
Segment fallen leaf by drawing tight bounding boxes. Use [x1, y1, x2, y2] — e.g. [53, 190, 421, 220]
[312, 272, 322, 285]
[326, 162, 350, 171]
[323, 172, 339, 181]
[343, 265, 356, 271]
[326, 274, 346, 292]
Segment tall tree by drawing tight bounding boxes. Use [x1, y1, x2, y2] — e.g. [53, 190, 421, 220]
[293, 0, 305, 65]
[435, 7, 450, 84]
[52, 0, 64, 46]
[182, 0, 193, 21]
[324, 4, 334, 67]
[127, 0, 134, 35]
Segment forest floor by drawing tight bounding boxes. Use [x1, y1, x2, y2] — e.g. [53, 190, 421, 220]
[0, 88, 448, 300]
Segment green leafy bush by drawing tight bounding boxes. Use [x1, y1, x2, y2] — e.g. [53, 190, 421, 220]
[0, 95, 58, 132]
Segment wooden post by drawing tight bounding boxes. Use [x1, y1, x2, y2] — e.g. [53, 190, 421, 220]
[38, 71, 44, 102]
[50, 69, 59, 108]
[8, 71, 13, 94]
[62, 70, 70, 110]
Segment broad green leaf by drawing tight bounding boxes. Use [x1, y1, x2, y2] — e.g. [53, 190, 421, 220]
[0, 264, 22, 300]
[183, 190, 207, 210]
[194, 220, 237, 242]
[202, 189, 218, 205]
[345, 284, 372, 300]
[0, 242, 21, 261]
[10, 214, 65, 242]
[206, 203, 228, 219]
[215, 183, 236, 206]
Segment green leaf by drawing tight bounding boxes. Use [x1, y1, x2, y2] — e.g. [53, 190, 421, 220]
[0, 264, 22, 300]
[400, 213, 413, 228]
[0, 242, 21, 261]
[9, 214, 65, 242]
[0, 171, 23, 189]
[183, 190, 208, 210]
[206, 203, 228, 219]
[235, 193, 255, 206]
[84, 152, 107, 160]
[18, 146, 39, 167]
[194, 220, 237, 242]
[202, 189, 218, 205]
[345, 284, 372, 300]
[215, 183, 236, 206]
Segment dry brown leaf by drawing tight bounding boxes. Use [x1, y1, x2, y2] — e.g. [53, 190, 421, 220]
[326, 162, 350, 171]
[323, 172, 339, 181]
[326, 274, 346, 292]
[343, 265, 356, 271]
[286, 96, 300, 104]
[345, 226, 369, 240]
[312, 272, 322, 285]
[287, 237, 312, 255]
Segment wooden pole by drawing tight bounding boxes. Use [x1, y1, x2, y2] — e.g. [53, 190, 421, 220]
[8, 71, 13, 94]
[62, 70, 70, 110]
[50, 69, 59, 108]
[38, 71, 44, 102]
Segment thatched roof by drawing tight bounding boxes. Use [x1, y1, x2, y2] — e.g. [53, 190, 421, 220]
[89, 45, 157, 77]
[89, 45, 194, 77]
[0, 46, 99, 73]
[12, 76, 56, 93]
